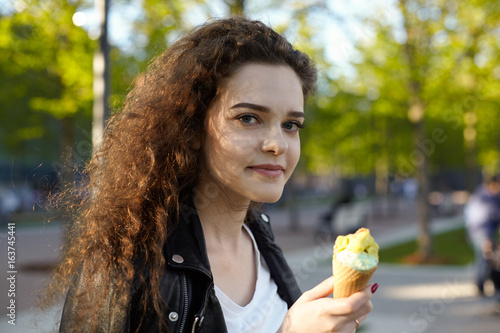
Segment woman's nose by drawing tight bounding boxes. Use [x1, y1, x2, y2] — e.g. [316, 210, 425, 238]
[260, 127, 288, 155]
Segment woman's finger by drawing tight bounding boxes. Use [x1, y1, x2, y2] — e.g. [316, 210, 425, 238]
[299, 276, 335, 302]
[346, 283, 377, 310]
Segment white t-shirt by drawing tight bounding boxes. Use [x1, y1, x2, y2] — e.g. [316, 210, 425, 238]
[214, 224, 288, 333]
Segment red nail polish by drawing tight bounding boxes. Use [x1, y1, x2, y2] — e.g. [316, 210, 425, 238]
[371, 283, 379, 294]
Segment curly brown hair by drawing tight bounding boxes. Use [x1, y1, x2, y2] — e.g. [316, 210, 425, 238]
[46, 17, 317, 332]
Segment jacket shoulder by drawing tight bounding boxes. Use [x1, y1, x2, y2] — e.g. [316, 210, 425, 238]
[248, 210, 275, 240]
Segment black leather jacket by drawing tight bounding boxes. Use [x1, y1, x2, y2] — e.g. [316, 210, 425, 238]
[60, 204, 301, 332]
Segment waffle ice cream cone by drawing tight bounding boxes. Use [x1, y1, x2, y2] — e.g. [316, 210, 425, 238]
[333, 228, 379, 298]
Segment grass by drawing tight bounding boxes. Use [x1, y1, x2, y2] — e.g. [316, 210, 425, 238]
[379, 226, 475, 266]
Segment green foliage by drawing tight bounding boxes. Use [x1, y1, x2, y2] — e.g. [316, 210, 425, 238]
[299, 0, 500, 180]
[109, 0, 211, 113]
[2, 0, 499, 182]
[379, 227, 474, 266]
[0, 0, 94, 163]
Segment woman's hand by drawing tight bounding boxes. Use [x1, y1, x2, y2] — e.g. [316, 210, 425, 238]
[280, 276, 377, 333]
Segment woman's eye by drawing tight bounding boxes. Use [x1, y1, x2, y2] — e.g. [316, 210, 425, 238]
[283, 121, 304, 131]
[238, 114, 258, 124]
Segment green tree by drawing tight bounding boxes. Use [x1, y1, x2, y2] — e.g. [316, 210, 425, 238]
[303, 0, 499, 260]
[0, 0, 95, 184]
[437, 0, 500, 183]
[109, 0, 216, 112]
[225, 0, 245, 16]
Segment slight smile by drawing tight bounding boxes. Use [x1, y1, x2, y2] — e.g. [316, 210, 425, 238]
[247, 164, 285, 178]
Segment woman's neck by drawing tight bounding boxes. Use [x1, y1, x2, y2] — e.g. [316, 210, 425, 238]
[193, 183, 250, 251]
[193, 181, 258, 306]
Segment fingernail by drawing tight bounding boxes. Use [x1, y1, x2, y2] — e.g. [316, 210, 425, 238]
[371, 283, 379, 294]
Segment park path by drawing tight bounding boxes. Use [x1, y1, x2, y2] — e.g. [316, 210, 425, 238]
[1, 197, 499, 332]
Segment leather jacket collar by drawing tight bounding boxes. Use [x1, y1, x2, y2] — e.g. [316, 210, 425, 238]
[165, 201, 301, 309]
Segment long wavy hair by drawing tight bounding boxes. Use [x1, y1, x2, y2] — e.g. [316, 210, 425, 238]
[46, 17, 317, 332]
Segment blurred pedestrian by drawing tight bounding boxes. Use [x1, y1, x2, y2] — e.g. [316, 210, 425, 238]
[464, 174, 500, 303]
[315, 180, 354, 240]
[45, 17, 377, 332]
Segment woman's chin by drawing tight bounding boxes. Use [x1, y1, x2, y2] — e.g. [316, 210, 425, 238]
[251, 192, 283, 204]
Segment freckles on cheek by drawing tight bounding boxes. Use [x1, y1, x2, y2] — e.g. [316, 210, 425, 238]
[206, 133, 252, 182]
[217, 132, 254, 155]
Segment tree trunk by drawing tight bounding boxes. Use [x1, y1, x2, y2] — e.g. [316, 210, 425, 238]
[464, 111, 478, 192]
[399, 0, 432, 260]
[413, 104, 432, 260]
[227, 0, 245, 16]
[92, 0, 110, 149]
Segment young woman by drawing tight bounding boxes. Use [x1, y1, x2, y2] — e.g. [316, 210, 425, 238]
[51, 17, 376, 332]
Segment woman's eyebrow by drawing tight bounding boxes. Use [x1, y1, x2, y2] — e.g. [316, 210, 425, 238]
[288, 111, 305, 118]
[230, 102, 270, 112]
[231, 102, 304, 118]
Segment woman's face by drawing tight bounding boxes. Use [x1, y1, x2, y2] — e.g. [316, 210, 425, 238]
[197, 63, 304, 206]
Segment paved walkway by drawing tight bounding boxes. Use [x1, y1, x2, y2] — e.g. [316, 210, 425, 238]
[1, 223, 62, 332]
[267, 199, 500, 333]
[1, 198, 499, 332]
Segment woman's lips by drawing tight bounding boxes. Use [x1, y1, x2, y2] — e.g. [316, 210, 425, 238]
[248, 164, 284, 178]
